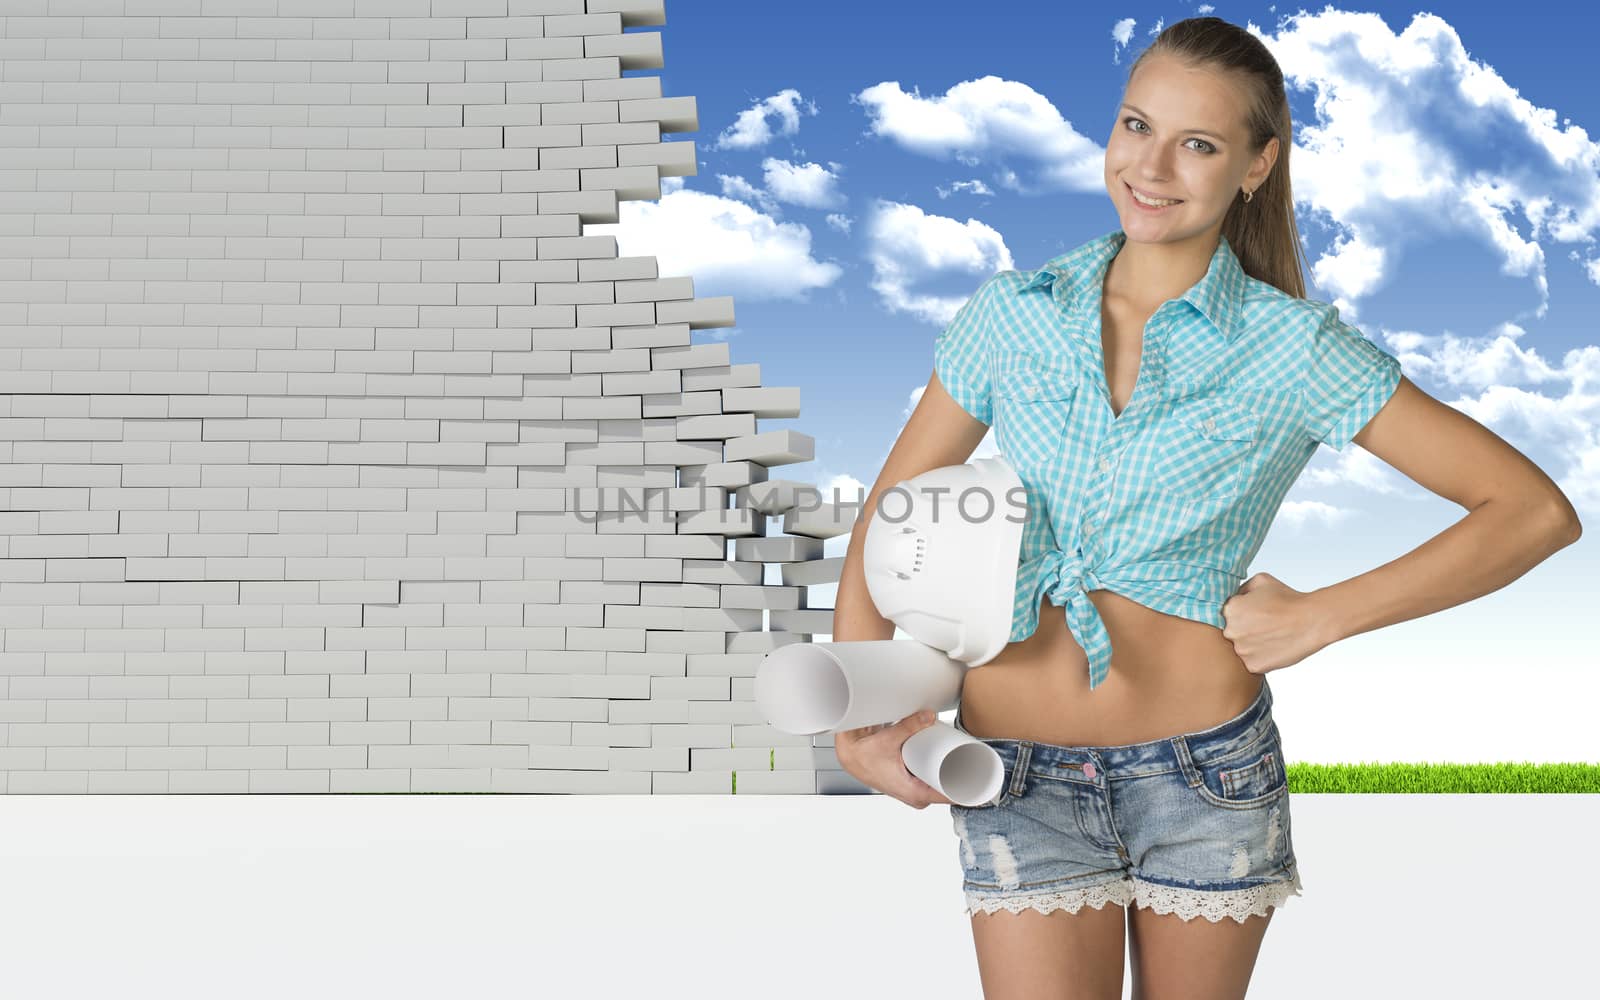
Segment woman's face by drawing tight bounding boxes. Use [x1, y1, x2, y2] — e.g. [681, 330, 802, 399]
[1103, 54, 1275, 245]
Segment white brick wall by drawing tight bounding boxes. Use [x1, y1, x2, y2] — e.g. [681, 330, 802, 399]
[0, 1, 856, 795]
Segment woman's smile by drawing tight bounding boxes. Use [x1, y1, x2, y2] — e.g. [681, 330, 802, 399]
[1125, 180, 1185, 211]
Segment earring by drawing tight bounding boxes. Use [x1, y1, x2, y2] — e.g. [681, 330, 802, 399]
[1242, 188, 1254, 203]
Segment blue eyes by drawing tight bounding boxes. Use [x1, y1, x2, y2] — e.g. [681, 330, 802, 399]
[1121, 116, 1217, 154]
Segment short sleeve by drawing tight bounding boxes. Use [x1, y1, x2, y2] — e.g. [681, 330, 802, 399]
[1301, 306, 1402, 451]
[932, 274, 1000, 424]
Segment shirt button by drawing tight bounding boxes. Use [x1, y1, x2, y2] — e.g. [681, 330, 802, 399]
[1203, 417, 1217, 433]
[1098, 457, 1113, 473]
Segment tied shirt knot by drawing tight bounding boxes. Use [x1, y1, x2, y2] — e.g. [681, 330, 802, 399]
[1041, 547, 1114, 690]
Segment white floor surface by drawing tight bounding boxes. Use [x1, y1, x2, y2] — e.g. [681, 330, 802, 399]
[1, 793, 1593, 999]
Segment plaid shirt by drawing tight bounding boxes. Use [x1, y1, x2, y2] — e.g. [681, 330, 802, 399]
[932, 228, 1402, 690]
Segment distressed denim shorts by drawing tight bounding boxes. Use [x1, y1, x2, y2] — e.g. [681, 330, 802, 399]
[949, 677, 1303, 924]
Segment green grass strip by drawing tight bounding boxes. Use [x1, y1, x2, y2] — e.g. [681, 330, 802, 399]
[1287, 762, 1600, 793]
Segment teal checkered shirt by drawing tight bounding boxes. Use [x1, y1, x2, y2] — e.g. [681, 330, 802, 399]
[932, 228, 1402, 690]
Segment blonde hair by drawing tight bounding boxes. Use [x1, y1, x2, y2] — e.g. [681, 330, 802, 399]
[1128, 16, 1309, 298]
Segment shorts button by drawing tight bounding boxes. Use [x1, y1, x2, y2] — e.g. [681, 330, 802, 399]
[1082, 761, 1096, 779]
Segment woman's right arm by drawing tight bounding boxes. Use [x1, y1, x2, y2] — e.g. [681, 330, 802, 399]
[829, 369, 992, 808]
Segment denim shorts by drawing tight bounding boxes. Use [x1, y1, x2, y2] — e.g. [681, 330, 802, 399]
[949, 677, 1303, 924]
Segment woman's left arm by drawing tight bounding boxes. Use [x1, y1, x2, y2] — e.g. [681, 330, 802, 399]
[1305, 375, 1582, 648]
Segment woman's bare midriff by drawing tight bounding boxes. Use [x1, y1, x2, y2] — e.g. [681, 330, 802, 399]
[958, 590, 1265, 747]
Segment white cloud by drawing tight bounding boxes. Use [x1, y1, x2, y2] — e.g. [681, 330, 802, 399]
[822, 472, 869, 515]
[935, 179, 995, 199]
[714, 88, 819, 150]
[716, 173, 779, 217]
[851, 76, 1107, 193]
[1259, 10, 1600, 311]
[860, 200, 1013, 326]
[760, 158, 846, 210]
[1386, 321, 1566, 392]
[1305, 234, 1389, 322]
[715, 158, 845, 216]
[1273, 499, 1353, 530]
[1583, 255, 1600, 286]
[587, 177, 842, 303]
[1112, 17, 1138, 66]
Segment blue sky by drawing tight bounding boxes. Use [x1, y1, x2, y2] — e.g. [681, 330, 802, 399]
[591, 4, 1599, 760]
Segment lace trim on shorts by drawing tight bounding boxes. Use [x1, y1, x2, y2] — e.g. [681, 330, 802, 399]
[964, 877, 1136, 917]
[1131, 863, 1304, 924]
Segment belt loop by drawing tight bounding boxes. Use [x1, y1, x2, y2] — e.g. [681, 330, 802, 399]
[1172, 734, 1201, 789]
[1010, 742, 1034, 798]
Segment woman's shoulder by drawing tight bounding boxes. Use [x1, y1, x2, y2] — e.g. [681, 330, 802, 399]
[1237, 276, 1330, 339]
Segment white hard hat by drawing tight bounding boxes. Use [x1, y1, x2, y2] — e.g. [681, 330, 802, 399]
[862, 456, 1027, 667]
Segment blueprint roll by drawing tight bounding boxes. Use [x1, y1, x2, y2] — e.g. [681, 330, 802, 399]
[754, 640, 1004, 807]
[902, 721, 1006, 808]
[755, 639, 964, 736]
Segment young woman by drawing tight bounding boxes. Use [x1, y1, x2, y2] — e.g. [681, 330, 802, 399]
[832, 16, 1582, 1000]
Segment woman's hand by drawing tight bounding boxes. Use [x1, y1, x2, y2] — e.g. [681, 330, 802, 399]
[1220, 572, 1333, 674]
[834, 710, 955, 809]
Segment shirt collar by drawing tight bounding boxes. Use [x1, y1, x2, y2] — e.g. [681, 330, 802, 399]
[1021, 229, 1247, 343]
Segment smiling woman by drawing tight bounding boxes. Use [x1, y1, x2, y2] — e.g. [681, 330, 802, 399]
[833, 12, 1583, 1000]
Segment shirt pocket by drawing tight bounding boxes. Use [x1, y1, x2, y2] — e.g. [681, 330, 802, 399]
[1154, 394, 1261, 503]
[991, 350, 1078, 483]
